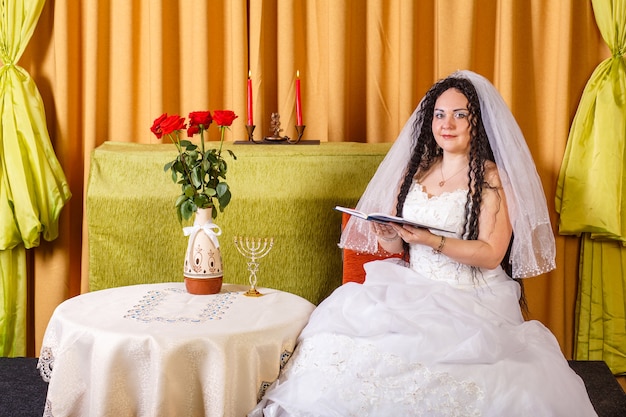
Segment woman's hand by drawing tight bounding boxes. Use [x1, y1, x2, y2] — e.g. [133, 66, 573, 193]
[389, 224, 440, 249]
[371, 222, 398, 241]
[370, 222, 403, 253]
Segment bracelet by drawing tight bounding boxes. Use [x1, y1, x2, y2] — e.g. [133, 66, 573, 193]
[433, 236, 446, 254]
[380, 233, 400, 242]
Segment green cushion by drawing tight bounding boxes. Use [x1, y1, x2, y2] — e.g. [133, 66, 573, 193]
[86, 141, 391, 305]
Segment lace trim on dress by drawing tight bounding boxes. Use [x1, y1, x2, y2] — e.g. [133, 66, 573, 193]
[285, 334, 484, 416]
[403, 183, 467, 236]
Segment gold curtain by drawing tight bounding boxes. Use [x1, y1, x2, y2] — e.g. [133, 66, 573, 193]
[14, 0, 609, 357]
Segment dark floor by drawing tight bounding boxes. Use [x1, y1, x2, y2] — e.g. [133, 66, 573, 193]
[0, 358, 624, 416]
[568, 360, 626, 417]
[0, 357, 48, 417]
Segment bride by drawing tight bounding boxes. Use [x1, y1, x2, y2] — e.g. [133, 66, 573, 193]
[248, 71, 597, 416]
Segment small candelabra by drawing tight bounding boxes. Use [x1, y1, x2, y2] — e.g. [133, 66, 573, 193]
[233, 237, 274, 297]
[263, 112, 289, 142]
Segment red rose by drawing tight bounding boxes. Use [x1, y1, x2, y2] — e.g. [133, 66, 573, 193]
[154, 114, 186, 138]
[188, 111, 212, 127]
[186, 125, 199, 137]
[187, 111, 212, 137]
[212, 110, 238, 127]
[187, 111, 213, 137]
[150, 113, 169, 139]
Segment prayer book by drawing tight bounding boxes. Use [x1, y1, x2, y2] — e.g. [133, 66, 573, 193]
[334, 206, 455, 234]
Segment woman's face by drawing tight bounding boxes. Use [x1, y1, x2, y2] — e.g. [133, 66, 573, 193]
[431, 88, 471, 155]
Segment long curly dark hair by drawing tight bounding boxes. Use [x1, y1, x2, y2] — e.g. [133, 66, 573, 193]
[395, 76, 521, 301]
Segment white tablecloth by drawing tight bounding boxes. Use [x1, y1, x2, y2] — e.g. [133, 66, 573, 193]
[38, 283, 315, 417]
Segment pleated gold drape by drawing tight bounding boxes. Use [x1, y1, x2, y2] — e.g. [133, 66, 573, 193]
[556, 0, 626, 374]
[13, 0, 609, 358]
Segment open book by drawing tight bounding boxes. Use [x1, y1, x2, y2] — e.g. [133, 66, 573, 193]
[335, 206, 455, 234]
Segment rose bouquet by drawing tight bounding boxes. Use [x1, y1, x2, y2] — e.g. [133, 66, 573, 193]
[150, 110, 238, 221]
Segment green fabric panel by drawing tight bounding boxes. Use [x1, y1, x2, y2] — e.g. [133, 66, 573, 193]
[0, 0, 71, 357]
[555, 0, 626, 238]
[0, 0, 71, 251]
[557, 0, 626, 375]
[0, 247, 26, 356]
[87, 141, 391, 305]
[575, 234, 626, 374]
[555, 57, 626, 238]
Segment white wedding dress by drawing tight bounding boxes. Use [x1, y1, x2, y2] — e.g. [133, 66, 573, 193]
[249, 183, 598, 417]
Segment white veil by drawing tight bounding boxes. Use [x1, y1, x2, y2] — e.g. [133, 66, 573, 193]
[339, 70, 556, 279]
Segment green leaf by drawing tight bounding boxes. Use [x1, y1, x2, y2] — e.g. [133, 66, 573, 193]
[191, 167, 203, 188]
[227, 149, 237, 160]
[164, 161, 174, 171]
[194, 194, 211, 208]
[218, 189, 231, 208]
[180, 140, 196, 150]
[185, 151, 199, 167]
[216, 182, 228, 197]
[206, 152, 218, 164]
[180, 199, 196, 221]
[183, 184, 195, 198]
[173, 160, 185, 174]
[175, 194, 187, 208]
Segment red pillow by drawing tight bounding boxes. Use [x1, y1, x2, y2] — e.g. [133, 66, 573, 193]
[341, 213, 404, 284]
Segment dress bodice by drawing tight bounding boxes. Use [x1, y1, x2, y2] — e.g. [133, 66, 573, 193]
[403, 182, 505, 286]
[403, 182, 468, 238]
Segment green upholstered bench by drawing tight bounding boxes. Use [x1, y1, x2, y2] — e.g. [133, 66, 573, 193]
[86, 141, 391, 305]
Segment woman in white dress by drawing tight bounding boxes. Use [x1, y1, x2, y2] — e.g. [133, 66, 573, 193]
[249, 71, 598, 417]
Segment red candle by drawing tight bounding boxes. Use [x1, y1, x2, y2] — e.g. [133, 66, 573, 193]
[247, 70, 254, 126]
[295, 70, 303, 126]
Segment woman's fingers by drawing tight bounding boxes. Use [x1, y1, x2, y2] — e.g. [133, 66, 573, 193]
[371, 222, 398, 239]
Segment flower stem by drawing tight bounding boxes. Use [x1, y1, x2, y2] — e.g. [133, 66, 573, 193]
[200, 128, 206, 194]
[169, 132, 182, 153]
[200, 127, 206, 154]
[218, 126, 225, 155]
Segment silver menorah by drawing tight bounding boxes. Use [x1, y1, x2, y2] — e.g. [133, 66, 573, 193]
[233, 236, 274, 297]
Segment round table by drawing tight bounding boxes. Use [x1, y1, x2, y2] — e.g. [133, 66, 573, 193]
[38, 283, 315, 417]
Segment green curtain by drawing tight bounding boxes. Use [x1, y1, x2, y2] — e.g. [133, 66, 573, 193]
[555, 0, 626, 374]
[0, 0, 71, 356]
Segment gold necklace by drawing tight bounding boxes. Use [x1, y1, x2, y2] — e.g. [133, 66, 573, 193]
[439, 164, 466, 187]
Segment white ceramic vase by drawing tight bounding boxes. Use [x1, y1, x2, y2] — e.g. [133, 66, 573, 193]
[183, 207, 223, 294]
